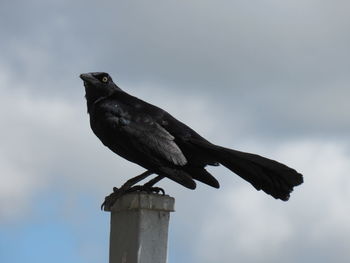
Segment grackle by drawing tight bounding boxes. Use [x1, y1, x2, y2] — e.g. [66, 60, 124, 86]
[80, 72, 303, 209]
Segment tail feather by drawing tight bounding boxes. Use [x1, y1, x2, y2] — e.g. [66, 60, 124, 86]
[158, 167, 197, 190]
[188, 168, 220, 188]
[191, 139, 303, 201]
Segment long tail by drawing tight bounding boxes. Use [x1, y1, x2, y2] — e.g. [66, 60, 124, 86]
[191, 139, 303, 201]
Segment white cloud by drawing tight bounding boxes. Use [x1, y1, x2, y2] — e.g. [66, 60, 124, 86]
[0, 69, 82, 221]
[0, 1, 349, 261]
[189, 140, 350, 263]
[0, 151, 41, 220]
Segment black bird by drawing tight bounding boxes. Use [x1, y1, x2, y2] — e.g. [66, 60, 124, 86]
[80, 72, 303, 209]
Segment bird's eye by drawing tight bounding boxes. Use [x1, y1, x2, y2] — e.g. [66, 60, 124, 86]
[102, 76, 108, 83]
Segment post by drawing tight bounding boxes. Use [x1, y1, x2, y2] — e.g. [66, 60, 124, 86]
[104, 193, 175, 263]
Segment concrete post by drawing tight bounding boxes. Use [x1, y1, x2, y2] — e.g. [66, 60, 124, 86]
[104, 193, 175, 263]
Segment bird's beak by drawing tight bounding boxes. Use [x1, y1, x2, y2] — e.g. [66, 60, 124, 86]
[80, 73, 95, 83]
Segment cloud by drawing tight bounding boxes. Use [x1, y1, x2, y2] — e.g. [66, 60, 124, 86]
[2, 0, 349, 139]
[0, 70, 74, 220]
[188, 140, 350, 263]
[0, 0, 349, 262]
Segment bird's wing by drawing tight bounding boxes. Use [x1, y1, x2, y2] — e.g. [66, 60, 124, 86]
[125, 121, 187, 166]
[108, 114, 188, 166]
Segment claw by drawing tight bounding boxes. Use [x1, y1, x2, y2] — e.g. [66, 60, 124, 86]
[151, 187, 165, 195]
[101, 185, 166, 210]
[101, 187, 127, 210]
[126, 185, 165, 195]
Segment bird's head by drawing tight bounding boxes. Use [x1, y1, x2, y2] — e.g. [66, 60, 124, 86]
[80, 72, 122, 103]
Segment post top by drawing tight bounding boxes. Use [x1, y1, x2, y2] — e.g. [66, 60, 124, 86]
[104, 193, 175, 212]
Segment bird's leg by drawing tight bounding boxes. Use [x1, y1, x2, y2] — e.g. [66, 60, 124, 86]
[128, 175, 165, 195]
[143, 175, 164, 187]
[114, 170, 154, 192]
[101, 170, 153, 210]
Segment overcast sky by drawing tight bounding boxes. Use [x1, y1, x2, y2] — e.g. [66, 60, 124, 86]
[1, 1, 350, 262]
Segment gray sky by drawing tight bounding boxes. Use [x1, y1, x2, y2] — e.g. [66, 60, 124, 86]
[1, 1, 350, 262]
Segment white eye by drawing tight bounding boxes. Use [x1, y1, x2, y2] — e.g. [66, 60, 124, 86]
[102, 76, 108, 83]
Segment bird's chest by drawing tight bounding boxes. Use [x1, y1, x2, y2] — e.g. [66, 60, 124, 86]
[89, 104, 132, 147]
[90, 113, 121, 141]
[89, 109, 146, 165]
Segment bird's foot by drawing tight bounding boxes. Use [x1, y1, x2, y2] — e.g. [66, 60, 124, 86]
[101, 186, 126, 211]
[128, 185, 165, 195]
[101, 185, 165, 210]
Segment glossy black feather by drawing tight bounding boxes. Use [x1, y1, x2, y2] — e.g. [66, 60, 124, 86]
[81, 72, 303, 200]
